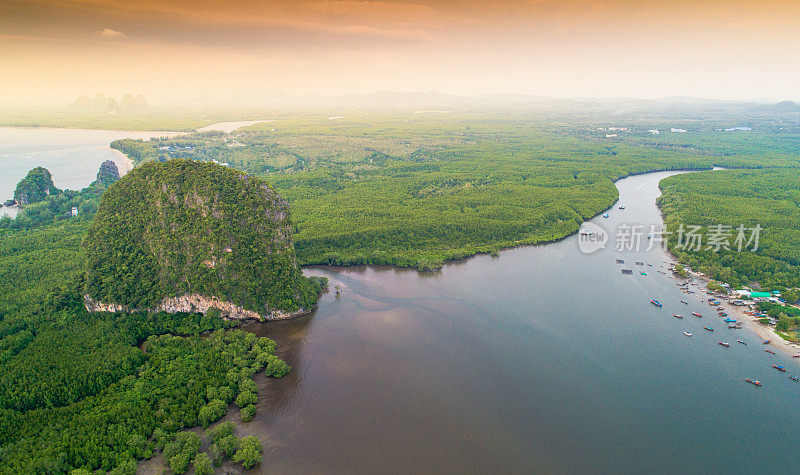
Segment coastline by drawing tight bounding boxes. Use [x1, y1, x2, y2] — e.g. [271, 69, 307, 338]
[110, 148, 134, 176]
[678, 266, 800, 359]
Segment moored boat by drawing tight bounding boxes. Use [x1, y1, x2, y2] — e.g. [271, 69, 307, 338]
[693, 312, 702, 317]
[765, 349, 776, 355]
[763, 340, 771, 344]
[704, 326, 714, 331]
[745, 378, 762, 386]
[790, 376, 799, 382]
[673, 314, 683, 319]
[736, 339, 746, 345]
[681, 300, 688, 304]
[772, 364, 786, 372]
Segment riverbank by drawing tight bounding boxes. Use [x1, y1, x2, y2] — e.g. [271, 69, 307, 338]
[681, 268, 800, 359]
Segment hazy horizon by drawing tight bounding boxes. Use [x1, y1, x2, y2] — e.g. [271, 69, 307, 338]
[3, 0, 800, 107]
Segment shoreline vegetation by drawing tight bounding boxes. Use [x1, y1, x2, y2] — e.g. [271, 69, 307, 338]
[0, 159, 324, 473]
[2, 105, 800, 472]
[657, 168, 800, 290]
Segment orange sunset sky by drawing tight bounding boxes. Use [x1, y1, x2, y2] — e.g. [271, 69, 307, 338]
[1, 0, 799, 106]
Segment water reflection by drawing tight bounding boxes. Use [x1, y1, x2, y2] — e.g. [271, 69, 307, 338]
[244, 311, 316, 414]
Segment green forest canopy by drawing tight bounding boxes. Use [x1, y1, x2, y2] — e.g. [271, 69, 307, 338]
[83, 160, 324, 313]
[112, 113, 800, 269]
[659, 168, 800, 289]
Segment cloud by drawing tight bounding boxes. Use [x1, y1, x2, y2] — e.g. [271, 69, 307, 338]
[98, 28, 125, 38]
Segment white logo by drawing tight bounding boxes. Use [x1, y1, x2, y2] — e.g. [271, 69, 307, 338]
[578, 222, 608, 254]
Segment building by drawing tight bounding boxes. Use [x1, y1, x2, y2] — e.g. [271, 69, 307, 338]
[670, 128, 687, 133]
[71, 206, 78, 217]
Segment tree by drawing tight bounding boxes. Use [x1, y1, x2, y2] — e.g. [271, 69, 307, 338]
[776, 314, 791, 332]
[216, 434, 239, 459]
[206, 421, 235, 444]
[232, 436, 263, 469]
[163, 431, 201, 475]
[198, 399, 228, 428]
[782, 289, 798, 305]
[235, 390, 257, 408]
[193, 453, 214, 475]
[241, 404, 256, 422]
[266, 358, 291, 378]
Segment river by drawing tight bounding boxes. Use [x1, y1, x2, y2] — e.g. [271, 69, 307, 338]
[240, 170, 800, 474]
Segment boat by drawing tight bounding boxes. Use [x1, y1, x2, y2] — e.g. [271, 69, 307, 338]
[683, 331, 692, 337]
[673, 314, 683, 319]
[603, 213, 609, 218]
[718, 341, 730, 347]
[765, 349, 776, 355]
[791, 376, 799, 382]
[723, 318, 736, 323]
[704, 326, 714, 331]
[772, 364, 787, 372]
[692, 312, 702, 317]
[618, 205, 625, 209]
[763, 340, 771, 344]
[650, 299, 662, 307]
[681, 300, 688, 304]
[793, 354, 800, 358]
[640, 272, 647, 276]
[736, 339, 747, 345]
[616, 259, 624, 264]
[621, 269, 633, 275]
[745, 378, 762, 387]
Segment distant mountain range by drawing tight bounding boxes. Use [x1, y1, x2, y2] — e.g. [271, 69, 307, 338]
[68, 93, 148, 112]
[182, 89, 799, 115]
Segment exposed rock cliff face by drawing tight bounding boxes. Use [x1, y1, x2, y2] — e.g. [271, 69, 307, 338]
[83, 159, 324, 320]
[84, 294, 307, 320]
[93, 160, 120, 188]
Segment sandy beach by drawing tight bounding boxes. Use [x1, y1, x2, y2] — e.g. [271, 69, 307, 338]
[672, 263, 800, 361]
[111, 149, 134, 176]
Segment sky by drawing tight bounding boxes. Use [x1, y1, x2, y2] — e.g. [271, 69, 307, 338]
[1, 0, 799, 106]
